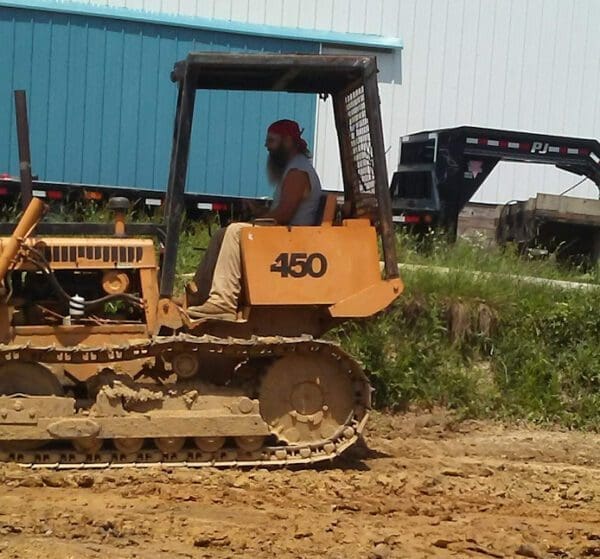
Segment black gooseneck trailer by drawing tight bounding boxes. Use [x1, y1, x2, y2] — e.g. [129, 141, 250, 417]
[390, 126, 600, 243]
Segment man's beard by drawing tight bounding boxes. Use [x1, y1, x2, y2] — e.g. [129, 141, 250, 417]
[268, 144, 292, 168]
[267, 150, 288, 182]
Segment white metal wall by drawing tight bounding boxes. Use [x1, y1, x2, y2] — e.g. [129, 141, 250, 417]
[54, 0, 600, 202]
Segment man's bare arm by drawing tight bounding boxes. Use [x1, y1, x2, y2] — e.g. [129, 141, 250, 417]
[264, 169, 310, 225]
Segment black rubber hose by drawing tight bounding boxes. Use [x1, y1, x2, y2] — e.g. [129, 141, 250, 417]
[78, 292, 144, 309]
[24, 247, 144, 309]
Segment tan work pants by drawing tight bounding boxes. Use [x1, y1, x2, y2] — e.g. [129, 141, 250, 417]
[205, 222, 252, 312]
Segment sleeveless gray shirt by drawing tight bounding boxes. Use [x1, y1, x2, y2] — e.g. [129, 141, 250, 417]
[272, 154, 322, 226]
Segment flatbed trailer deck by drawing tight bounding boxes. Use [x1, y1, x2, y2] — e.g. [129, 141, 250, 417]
[497, 193, 600, 265]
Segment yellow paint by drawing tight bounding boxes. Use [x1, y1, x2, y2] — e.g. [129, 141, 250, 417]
[240, 221, 401, 315]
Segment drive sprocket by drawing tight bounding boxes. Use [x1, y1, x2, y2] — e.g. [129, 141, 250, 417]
[259, 352, 356, 445]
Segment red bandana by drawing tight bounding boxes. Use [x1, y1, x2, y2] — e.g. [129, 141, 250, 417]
[267, 119, 307, 151]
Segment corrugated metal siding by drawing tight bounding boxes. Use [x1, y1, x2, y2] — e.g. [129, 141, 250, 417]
[63, 0, 600, 203]
[314, 0, 600, 203]
[0, 6, 317, 196]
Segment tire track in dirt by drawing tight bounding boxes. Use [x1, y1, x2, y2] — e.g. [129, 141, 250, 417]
[0, 411, 598, 558]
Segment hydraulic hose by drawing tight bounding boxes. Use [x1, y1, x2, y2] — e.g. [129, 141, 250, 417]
[24, 245, 144, 312]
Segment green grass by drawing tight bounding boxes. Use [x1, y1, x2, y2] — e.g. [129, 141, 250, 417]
[334, 264, 600, 429]
[174, 220, 214, 291]
[396, 229, 600, 285]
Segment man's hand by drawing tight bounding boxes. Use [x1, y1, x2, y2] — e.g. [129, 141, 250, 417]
[242, 198, 269, 218]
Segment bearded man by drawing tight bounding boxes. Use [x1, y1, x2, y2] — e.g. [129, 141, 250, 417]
[186, 119, 323, 320]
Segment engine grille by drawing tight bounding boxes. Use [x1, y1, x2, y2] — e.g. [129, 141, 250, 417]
[44, 245, 144, 264]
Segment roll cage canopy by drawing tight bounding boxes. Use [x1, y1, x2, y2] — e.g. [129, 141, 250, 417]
[160, 53, 398, 297]
[170, 52, 377, 93]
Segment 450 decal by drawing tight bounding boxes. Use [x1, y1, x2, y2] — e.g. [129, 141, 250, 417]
[270, 252, 328, 278]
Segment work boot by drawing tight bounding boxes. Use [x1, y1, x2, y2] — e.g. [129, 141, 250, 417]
[186, 301, 237, 322]
[185, 280, 204, 307]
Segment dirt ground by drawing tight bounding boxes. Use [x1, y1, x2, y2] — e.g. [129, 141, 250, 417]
[0, 411, 598, 559]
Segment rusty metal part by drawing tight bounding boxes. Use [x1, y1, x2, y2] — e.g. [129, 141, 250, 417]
[0, 440, 45, 452]
[101, 271, 131, 295]
[107, 197, 130, 237]
[0, 198, 45, 284]
[0, 362, 64, 451]
[194, 436, 225, 452]
[234, 436, 264, 452]
[154, 437, 185, 454]
[114, 438, 144, 454]
[362, 71, 399, 280]
[73, 437, 103, 454]
[171, 352, 199, 379]
[259, 352, 355, 444]
[0, 361, 63, 396]
[0, 234, 161, 335]
[0, 335, 370, 468]
[0, 237, 157, 272]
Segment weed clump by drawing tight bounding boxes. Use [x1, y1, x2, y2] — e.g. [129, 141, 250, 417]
[335, 232, 600, 429]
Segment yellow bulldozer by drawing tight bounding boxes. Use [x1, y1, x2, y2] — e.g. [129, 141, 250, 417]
[0, 53, 402, 467]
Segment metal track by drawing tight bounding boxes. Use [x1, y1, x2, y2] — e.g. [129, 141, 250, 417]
[0, 334, 370, 469]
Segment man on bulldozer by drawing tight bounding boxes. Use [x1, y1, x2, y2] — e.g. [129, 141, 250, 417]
[186, 118, 323, 321]
[0, 53, 403, 466]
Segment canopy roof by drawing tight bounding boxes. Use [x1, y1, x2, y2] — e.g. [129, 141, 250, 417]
[171, 53, 378, 94]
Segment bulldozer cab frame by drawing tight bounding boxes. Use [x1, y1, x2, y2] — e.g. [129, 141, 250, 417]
[160, 52, 399, 298]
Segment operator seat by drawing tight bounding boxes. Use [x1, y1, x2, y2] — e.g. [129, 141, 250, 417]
[186, 194, 338, 308]
[316, 193, 338, 226]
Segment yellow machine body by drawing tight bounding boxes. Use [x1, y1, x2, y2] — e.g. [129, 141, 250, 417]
[241, 220, 402, 316]
[0, 52, 402, 469]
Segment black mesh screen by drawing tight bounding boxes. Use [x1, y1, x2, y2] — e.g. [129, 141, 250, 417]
[344, 86, 378, 216]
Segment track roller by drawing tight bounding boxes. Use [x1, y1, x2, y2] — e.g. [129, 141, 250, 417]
[113, 438, 144, 454]
[234, 436, 264, 452]
[154, 437, 186, 454]
[193, 436, 225, 452]
[73, 438, 103, 454]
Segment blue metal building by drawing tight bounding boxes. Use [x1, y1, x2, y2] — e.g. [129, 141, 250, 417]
[0, 1, 399, 199]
